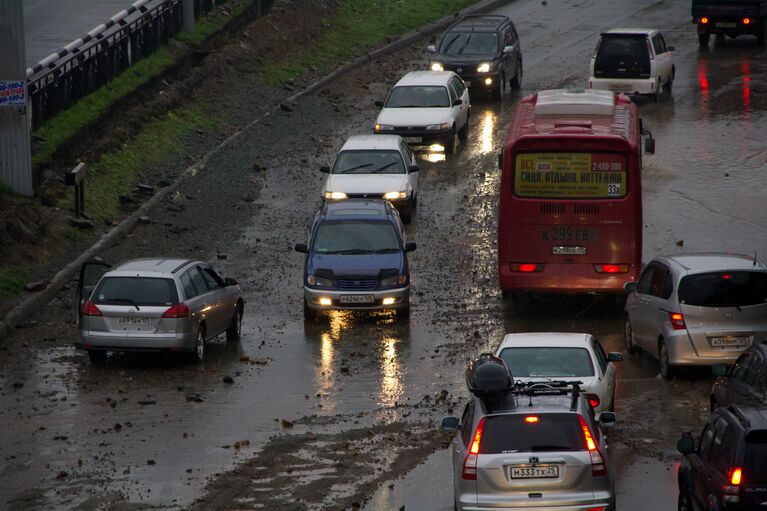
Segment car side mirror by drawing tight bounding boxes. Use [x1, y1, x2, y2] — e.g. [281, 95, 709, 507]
[441, 416, 459, 432]
[319, 165, 330, 173]
[452, 98, 463, 106]
[503, 45, 515, 54]
[712, 364, 730, 377]
[607, 352, 623, 363]
[405, 242, 417, 252]
[374, 100, 385, 108]
[599, 412, 617, 428]
[408, 165, 419, 173]
[668, 45, 675, 52]
[645, 137, 655, 155]
[224, 277, 238, 286]
[294, 243, 309, 254]
[677, 432, 695, 455]
[623, 281, 637, 293]
[426, 44, 437, 53]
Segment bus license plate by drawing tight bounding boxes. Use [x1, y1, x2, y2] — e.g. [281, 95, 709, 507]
[541, 227, 600, 242]
[708, 336, 750, 349]
[553, 246, 587, 255]
[510, 464, 559, 479]
[339, 295, 375, 304]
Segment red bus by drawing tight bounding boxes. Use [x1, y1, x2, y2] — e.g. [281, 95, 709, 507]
[498, 89, 654, 295]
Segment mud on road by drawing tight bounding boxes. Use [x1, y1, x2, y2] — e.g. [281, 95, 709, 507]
[2, 0, 767, 509]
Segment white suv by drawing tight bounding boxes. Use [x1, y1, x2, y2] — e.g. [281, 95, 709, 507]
[320, 135, 419, 223]
[374, 70, 470, 154]
[588, 28, 675, 101]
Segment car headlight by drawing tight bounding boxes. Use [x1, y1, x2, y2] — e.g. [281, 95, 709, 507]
[375, 123, 394, 132]
[430, 62, 444, 72]
[477, 63, 492, 73]
[425, 122, 450, 130]
[383, 191, 408, 200]
[325, 191, 348, 200]
[307, 275, 333, 287]
[381, 274, 407, 287]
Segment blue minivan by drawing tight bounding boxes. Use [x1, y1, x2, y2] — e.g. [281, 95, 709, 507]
[294, 199, 416, 321]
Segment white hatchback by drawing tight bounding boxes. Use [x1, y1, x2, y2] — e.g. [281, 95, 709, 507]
[588, 28, 675, 101]
[320, 135, 419, 223]
[494, 332, 623, 415]
[374, 70, 470, 154]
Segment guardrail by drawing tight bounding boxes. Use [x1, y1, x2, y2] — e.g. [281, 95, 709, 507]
[25, 0, 264, 130]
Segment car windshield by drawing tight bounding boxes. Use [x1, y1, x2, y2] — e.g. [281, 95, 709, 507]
[678, 271, 767, 308]
[480, 413, 587, 454]
[744, 430, 767, 482]
[499, 347, 595, 378]
[596, 34, 649, 61]
[440, 31, 498, 55]
[332, 150, 405, 175]
[93, 277, 179, 306]
[312, 220, 401, 254]
[385, 86, 450, 108]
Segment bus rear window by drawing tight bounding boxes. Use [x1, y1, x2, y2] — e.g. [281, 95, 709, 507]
[513, 152, 627, 199]
[480, 413, 586, 454]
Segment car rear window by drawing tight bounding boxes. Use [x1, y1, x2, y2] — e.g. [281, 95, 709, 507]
[596, 34, 649, 61]
[93, 277, 179, 306]
[678, 271, 767, 308]
[744, 430, 767, 482]
[480, 413, 586, 454]
[498, 347, 595, 378]
[385, 86, 450, 108]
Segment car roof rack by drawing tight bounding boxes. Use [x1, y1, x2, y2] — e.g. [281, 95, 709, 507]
[512, 380, 584, 411]
[171, 259, 195, 274]
[726, 404, 751, 428]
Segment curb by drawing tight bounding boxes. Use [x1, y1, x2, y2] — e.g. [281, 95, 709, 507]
[0, 0, 512, 341]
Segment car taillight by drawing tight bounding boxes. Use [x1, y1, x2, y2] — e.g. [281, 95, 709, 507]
[162, 303, 190, 318]
[462, 417, 485, 480]
[593, 264, 629, 274]
[585, 394, 600, 409]
[82, 300, 102, 317]
[510, 263, 543, 272]
[730, 467, 742, 485]
[724, 467, 743, 503]
[587, 507, 607, 511]
[525, 416, 539, 423]
[700, 16, 709, 24]
[743, 17, 751, 25]
[669, 312, 686, 330]
[579, 415, 607, 477]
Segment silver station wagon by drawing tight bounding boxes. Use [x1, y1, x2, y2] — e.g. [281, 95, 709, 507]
[76, 258, 244, 363]
[624, 253, 767, 379]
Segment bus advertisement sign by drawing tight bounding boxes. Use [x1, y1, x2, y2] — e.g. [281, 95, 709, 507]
[514, 153, 627, 199]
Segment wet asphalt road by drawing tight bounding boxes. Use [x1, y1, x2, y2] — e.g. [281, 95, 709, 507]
[2, 0, 767, 509]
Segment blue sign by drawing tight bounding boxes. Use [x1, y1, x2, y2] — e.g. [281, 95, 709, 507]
[0, 80, 26, 106]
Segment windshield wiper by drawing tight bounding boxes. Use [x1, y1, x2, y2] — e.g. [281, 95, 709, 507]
[367, 248, 400, 253]
[323, 249, 370, 255]
[442, 33, 461, 53]
[337, 163, 373, 173]
[106, 298, 140, 310]
[370, 162, 400, 174]
[457, 34, 472, 55]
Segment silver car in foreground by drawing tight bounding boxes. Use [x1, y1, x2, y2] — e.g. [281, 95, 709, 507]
[624, 253, 767, 379]
[443, 355, 616, 511]
[76, 258, 243, 363]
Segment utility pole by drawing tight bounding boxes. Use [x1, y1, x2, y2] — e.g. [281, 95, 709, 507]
[182, 0, 195, 33]
[0, 0, 33, 196]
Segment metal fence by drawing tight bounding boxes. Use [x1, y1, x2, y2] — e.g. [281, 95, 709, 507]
[25, 0, 254, 130]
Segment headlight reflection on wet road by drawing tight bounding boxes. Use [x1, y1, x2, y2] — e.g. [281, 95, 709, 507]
[379, 337, 403, 408]
[478, 109, 496, 155]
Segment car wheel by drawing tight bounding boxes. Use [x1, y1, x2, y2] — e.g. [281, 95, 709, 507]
[678, 491, 692, 511]
[698, 33, 710, 47]
[458, 116, 470, 142]
[659, 339, 674, 380]
[396, 305, 410, 320]
[444, 130, 457, 154]
[663, 67, 675, 92]
[624, 317, 637, 354]
[192, 327, 205, 364]
[226, 305, 242, 342]
[88, 350, 107, 364]
[710, 397, 718, 413]
[400, 208, 412, 224]
[758, 26, 766, 46]
[609, 387, 616, 412]
[510, 60, 522, 90]
[493, 80, 503, 100]
[303, 298, 318, 321]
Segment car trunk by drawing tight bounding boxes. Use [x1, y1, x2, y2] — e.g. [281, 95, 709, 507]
[475, 414, 595, 507]
[594, 34, 651, 79]
[678, 271, 767, 358]
[91, 305, 175, 335]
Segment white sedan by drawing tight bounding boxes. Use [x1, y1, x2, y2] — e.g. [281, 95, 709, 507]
[494, 332, 623, 415]
[320, 134, 419, 223]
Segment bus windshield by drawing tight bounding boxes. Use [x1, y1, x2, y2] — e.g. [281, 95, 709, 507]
[513, 152, 627, 199]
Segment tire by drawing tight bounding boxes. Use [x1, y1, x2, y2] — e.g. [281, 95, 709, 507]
[493, 80, 503, 100]
[698, 33, 710, 47]
[458, 116, 470, 142]
[226, 304, 242, 342]
[663, 67, 675, 92]
[400, 208, 412, 224]
[192, 327, 205, 364]
[444, 130, 457, 155]
[624, 317, 637, 355]
[659, 339, 674, 380]
[396, 305, 410, 320]
[510, 60, 522, 90]
[678, 491, 692, 511]
[710, 397, 718, 413]
[88, 350, 107, 364]
[758, 26, 766, 46]
[303, 299, 318, 322]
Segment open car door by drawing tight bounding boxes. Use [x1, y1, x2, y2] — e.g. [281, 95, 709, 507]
[76, 260, 111, 327]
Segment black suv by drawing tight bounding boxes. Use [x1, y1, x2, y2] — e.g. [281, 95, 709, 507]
[427, 15, 522, 99]
[677, 405, 767, 510]
[711, 343, 767, 411]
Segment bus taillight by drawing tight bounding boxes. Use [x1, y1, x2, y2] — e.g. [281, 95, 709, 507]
[594, 264, 629, 274]
[511, 263, 544, 272]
